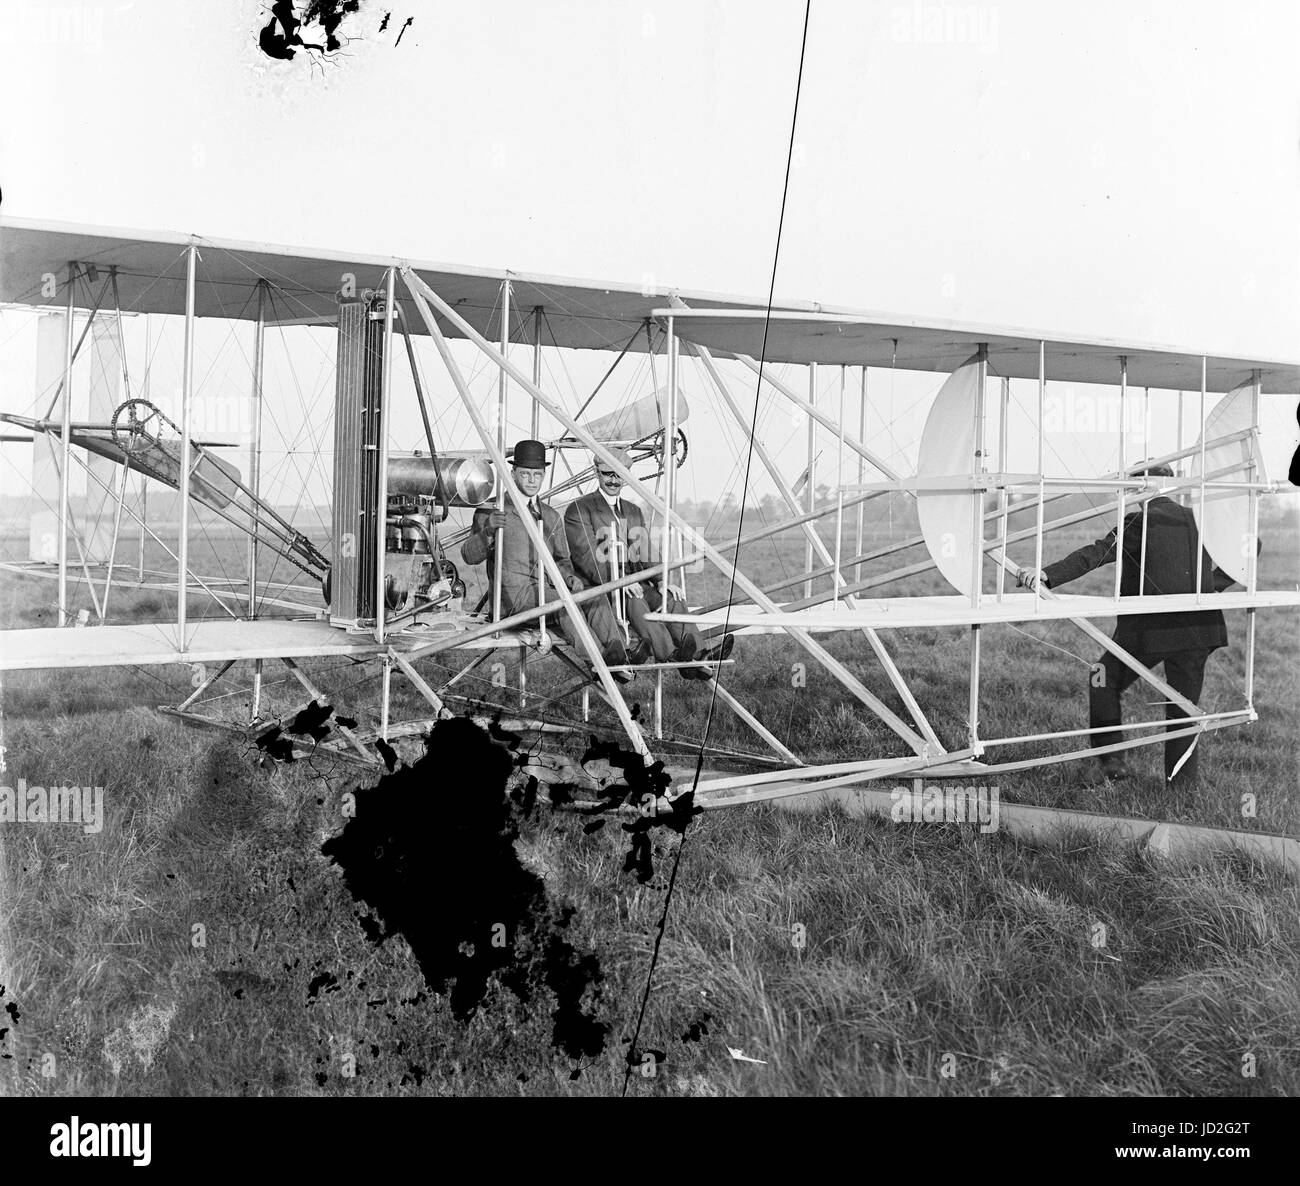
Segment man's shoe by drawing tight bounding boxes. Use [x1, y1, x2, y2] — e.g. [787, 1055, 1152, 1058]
[597, 653, 636, 684]
[682, 633, 731, 680]
[698, 633, 735, 664]
[627, 639, 652, 666]
[1098, 757, 1129, 782]
[676, 634, 705, 680]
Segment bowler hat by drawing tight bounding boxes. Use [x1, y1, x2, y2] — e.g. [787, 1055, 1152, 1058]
[511, 439, 548, 469]
[1131, 459, 1174, 478]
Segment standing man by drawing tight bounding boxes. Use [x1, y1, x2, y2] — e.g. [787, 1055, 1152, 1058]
[462, 439, 631, 672]
[1017, 462, 1246, 790]
[564, 448, 730, 680]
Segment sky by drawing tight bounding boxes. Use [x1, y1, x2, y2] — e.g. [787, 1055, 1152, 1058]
[1, 0, 1298, 516]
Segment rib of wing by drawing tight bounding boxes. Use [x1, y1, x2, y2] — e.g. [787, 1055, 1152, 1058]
[1190, 380, 1253, 586]
[916, 356, 981, 596]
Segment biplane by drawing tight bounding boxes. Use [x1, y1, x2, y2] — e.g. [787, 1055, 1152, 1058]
[1, 216, 1298, 870]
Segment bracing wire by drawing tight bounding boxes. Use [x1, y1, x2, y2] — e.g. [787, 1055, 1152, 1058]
[622, 0, 814, 1096]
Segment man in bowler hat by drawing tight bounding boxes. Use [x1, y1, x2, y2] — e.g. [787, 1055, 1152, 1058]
[462, 439, 633, 672]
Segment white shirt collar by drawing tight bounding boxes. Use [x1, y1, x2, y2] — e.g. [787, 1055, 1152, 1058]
[598, 489, 622, 510]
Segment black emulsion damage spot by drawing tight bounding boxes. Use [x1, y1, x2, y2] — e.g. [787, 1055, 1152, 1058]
[321, 716, 608, 1062]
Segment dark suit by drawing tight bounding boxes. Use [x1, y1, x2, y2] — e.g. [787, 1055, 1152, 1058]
[1288, 402, 1300, 486]
[1043, 496, 1236, 787]
[461, 497, 628, 663]
[563, 490, 701, 662]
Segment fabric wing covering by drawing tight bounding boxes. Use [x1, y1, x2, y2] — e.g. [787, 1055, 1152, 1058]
[1190, 380, 1257, 586]
[916, 356, 981, 597]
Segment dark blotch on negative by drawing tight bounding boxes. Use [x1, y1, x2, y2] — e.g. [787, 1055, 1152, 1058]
[321, 716, 608, 1062]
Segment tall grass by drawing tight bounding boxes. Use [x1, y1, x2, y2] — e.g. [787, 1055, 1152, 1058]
[0, 504, 1296, 1095]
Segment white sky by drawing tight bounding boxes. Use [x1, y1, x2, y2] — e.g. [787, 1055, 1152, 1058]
[1, 0, 1298, 510]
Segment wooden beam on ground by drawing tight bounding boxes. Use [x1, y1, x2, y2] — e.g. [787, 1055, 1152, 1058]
[766, 785, 1300, 877]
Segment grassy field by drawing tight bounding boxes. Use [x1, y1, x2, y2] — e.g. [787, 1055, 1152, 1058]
[0, 496, 1297, 1096]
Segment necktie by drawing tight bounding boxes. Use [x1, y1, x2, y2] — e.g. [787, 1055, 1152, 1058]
[610, 503, 626, 572]
[527, 500, 543, 574]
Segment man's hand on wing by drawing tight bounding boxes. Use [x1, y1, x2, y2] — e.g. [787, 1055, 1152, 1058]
[1017, 567, 1049, 592]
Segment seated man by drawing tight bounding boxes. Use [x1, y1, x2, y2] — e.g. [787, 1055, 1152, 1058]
[461, 439, 632, 675]
[1017, 461, 1247, 791]
[563, 447, 732, 680]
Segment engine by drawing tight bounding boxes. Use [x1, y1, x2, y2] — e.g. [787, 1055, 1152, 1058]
[382, 492, 465, 615]
[326, 287, 486, 628]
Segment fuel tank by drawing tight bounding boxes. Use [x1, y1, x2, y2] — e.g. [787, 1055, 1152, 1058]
[387, 451, 496, 507]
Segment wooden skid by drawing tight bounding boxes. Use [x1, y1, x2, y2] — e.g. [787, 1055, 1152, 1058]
[158, 707, 378, 769]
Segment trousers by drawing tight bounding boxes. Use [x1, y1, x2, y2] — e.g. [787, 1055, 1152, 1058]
[1090, 647, 1210, 787]
[612, 583, 702, 662]
[503, 584, 631, 666]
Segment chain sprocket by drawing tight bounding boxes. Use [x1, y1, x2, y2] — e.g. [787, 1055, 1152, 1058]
[110, 398, 176, 455]
[638, 427, 688, 472]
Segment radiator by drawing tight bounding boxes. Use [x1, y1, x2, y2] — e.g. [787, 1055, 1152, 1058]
[330, 290, 385, 627]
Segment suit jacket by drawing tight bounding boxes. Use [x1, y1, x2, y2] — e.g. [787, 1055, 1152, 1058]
[563, 490, 659, 590]
[461, 497, 580, 616]
[1042, 496, 1233, 654]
